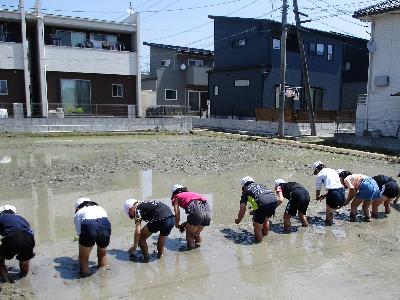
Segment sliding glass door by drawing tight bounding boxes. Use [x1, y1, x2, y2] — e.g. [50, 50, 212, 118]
[61, 79, 91, 114]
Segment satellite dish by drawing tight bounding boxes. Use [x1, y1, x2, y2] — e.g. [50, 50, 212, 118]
[367, 40, 376, 53]
[180, 64, 187, 70]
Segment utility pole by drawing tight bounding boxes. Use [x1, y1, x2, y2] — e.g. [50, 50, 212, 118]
[278, 0, 288, 137]
[293, 0, 316, 136]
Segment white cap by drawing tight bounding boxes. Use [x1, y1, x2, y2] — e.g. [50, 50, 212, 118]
[171, 184, 184, 194]
[312, 161, 324, 170]
[337, 169, 345, 174]
[274, 179, 286, 188]
[241, 176, 254, 187]
[0, 205, 17, 214]
[123, 199, 138, 216]
[75, 197, 91, 209]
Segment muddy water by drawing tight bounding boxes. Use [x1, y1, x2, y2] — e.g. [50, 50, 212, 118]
[0, 135, 399, 299]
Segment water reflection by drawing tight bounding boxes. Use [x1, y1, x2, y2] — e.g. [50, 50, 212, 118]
[0, 169, 215, 245]
[0, 156, 11, 164]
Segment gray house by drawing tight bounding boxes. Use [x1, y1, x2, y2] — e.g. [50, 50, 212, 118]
[208, 16, 369, 118]
[142, 42, 214, 114]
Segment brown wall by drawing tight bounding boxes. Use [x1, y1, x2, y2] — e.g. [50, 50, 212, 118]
[0, 69, 25, 108]
[46, 71, 136, 106]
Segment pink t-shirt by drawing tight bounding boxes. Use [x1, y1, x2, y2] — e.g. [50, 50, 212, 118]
[171, 192, 207, 209]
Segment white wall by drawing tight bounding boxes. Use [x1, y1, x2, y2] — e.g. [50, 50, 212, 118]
[45, 46, 138, 76]
[364, 14, 400, 137]
[0, 42, 24, 70]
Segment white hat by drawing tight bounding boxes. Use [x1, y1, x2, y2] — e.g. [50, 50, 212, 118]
[274, 179, 286, 188]
[0, 205, 17, 214]
[123, 199, 138, 216]
[171, 184, 184, 194]
[241, 176, 254, 187]
[75, 197, 91, 209]
[337, 169, 345, 174]
[312, 161, 324, 170]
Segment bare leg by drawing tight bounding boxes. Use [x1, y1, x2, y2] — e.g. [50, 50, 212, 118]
[185, 224, 198, 250]
[157, 235, 167, 258]
[298, 212, 309, 227]
[19, 260, 30, 277]
[79, 244, 93, 276]
[350, 198, 363, 217]
[0, 258, 11, 283]
[252, 222, 263, 243]
[194, 226, 205, 246]
[325, 205, 334, 225]
[262, 218, 270, 236]
[371, 196, 385, 217]
[362, 200, 372, 221]
[139, 226, 152, 262]
[97, 247, 107, 268]
[283, 213, 291, 232]
[384, 198, 392, 214]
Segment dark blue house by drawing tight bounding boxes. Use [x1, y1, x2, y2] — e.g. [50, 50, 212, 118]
[208, 16, 369, 118]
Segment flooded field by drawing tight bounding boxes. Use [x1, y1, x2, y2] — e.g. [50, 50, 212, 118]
[0, 134, 399, 299]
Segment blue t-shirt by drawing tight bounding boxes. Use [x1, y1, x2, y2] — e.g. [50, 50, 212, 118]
[0, 214, 32, 237]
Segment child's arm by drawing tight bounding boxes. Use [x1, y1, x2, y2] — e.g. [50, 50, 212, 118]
[235, 203, 247, 224]
[128, 221, 141, 254]
[173, 202, 180, 228]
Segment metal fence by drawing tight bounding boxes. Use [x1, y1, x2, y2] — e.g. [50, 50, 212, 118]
[146, 105, 191, 117]
[0, 103, 135, 118]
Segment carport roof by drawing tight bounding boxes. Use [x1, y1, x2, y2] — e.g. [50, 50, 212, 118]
[143, 42, 214, 56]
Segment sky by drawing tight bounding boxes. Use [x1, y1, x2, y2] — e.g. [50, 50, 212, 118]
[2, 0, 377, 71]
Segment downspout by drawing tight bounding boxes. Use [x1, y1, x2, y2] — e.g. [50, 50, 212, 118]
[135, 12, 142, 117]
[365, 20, 375, 133]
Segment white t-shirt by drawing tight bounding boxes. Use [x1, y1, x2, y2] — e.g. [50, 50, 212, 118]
[315, 167, 343, 191]
[74, 206, 108, 235]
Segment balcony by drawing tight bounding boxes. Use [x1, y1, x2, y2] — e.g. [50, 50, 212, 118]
[185, 66, 212, 86]
[45, 45, 138, 76]
[0, 42, 24, 70]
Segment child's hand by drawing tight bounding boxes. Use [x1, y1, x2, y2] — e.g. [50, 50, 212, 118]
[128, 246, 136, 255]
[235, 218, 240, 224]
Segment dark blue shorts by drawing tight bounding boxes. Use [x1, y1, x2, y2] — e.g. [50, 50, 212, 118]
[326, 188, 345, 209]
[253, 201, 277, 224]
[147, 216, 174, 236]
[0, 231, 35, 261]
[79, 217, 111, 248]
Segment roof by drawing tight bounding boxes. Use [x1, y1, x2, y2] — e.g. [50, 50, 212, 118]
[143, 42, 214, 56]
[209, 15, 368, 43]
[353, 0, 400, 18]
[0, 9, 137, 32]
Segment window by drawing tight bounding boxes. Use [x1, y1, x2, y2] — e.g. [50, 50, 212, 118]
[327, 44, 333, 61]
[345, 61, 351, 72]
[165, 89, 177, 100]
[232, 38, 247, 48]
[316, 43, 324, 56]
[112, 84, 123, 97]
[272, 38, 280, 50]
[214, 85, 219, 96]
[0, 80, 8, 95]
[309, 42, 316, 55]
[234, 80, 250, 87]
[161, 59, 170, 67]
[56, 30, 86, 47]
[60, 79, 91, 114]
[188, 59, 204, 67]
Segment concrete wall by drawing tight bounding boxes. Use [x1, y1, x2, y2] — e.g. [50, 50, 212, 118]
[0, 117, 192, 133]
[0, 42, 24, 70]
[192, 118, 354, 137]
[362, 14, 400, 136]
[334, 133, 400, 155]
[45, 46, 138, 75]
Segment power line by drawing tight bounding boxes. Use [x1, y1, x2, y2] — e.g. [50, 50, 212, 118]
[142, 0, 181, 21]
[147, 0, 263, 43]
